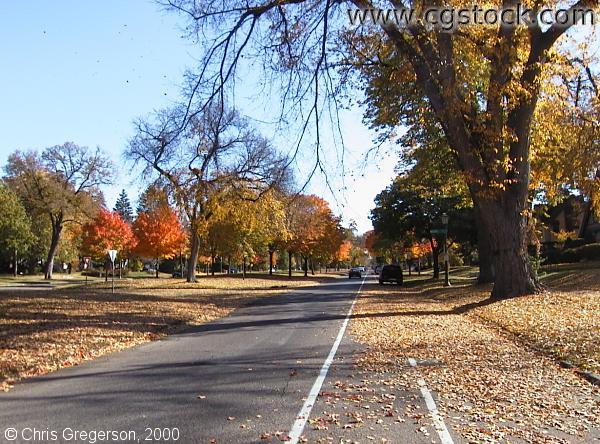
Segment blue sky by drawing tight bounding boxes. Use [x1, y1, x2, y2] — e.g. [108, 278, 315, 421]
[0, 1, 398, 233]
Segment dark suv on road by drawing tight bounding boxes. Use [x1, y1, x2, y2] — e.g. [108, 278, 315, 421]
[348, 267, 362, 279]
[378, 264, 403, 285]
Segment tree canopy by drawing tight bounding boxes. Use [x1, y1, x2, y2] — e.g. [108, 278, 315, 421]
[4, 143, 111, 279]
[160, 0, 597, 298]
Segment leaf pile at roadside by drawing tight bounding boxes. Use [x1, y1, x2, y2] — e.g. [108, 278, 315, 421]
[470, 269, 600, 373]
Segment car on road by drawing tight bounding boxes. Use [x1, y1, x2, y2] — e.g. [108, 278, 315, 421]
[357, 265, 366, 272]
[378, 264, 403, 285]
[348, 267, 362, 279]
[172, 270, 183, 278]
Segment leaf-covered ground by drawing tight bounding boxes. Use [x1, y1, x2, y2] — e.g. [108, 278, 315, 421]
[0, 274, 333, 391]
[351, 267, 600, 443]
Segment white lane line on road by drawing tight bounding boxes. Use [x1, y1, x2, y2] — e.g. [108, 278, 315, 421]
[408, 358, 455, 444]
[287, 274, 367, 444]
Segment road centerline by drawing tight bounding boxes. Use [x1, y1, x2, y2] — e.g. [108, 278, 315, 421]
[287, 274, 367, 443]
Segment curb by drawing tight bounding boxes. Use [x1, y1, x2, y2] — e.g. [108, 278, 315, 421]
[559, 360, 600, 386]
[576, 370, 600, 386]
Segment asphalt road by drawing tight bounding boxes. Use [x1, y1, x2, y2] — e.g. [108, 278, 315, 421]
[0, 276, 454, 444]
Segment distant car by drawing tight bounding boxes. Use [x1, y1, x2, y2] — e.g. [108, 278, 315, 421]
[374, 265, 382, 274]
[358, 266, 366, 272]
[349, 267, 362, 279]
[172, 270, 183, 278]
[378, 264, 403, 285]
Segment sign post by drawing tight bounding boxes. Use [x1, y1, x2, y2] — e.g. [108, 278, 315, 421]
[83, 257, 91, 285]
[107, 250, 117, 294]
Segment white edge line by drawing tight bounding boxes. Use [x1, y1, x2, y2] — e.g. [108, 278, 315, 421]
[409, 358, 454, 444]
[287, 274, 367, 443]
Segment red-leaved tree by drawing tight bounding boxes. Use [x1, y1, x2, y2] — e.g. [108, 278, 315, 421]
[133, 206, 186, 278]
[81, 209, 137, 278]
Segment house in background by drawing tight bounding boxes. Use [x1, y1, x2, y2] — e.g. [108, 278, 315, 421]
[537, 195, 600, 244]
[578, 199, 600, 242]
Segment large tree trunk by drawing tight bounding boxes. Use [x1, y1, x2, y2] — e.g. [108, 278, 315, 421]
[428, 238, 440, 279]
[44, 223, 62, 280]
[186, 232, 200, 282]
[211, 254, 215, 276]
[288, 250, 292, 277]
[432, 250, 439, 279]
[474, 205, 495, 284]
[13, 248, 18, 278]
[303, 256, 308, 277]
[269, 250, 274, 276]
[477, 197, 540, 299]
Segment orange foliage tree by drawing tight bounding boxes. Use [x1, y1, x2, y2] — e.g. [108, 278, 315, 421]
[285, 195, 344, 276]
[335, 240, 352, 266]
[408, 240, 433, 260]
[81, 209, 136, 261]
[133, 206, 186, 278]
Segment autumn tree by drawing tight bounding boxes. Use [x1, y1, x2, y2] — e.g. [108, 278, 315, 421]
[133, 205, 187, 278]
[370, 101, 495, 282]
[163, 0, 596, 299]
[0, 182, 32, 276]
[284, 195, 343, 276]
[335, 240, 353, 268]
[81, 209, 137, 277]
[127, 99, 288, 282]
[4, 143, 111, 279]
[311, 213, 346, 272]
[531, 57, 600, 213]
[202, 187, 287, 276]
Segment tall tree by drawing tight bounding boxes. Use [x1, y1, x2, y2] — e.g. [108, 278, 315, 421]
[163, 0, 595, 299]
[0, 182, 32, 276]
[114, 189, 134, 224]
[4, 143, 111, 279]
[126, 99, 288, 282]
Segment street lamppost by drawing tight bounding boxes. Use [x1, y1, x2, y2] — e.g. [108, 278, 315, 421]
[441, 213, 450, 286]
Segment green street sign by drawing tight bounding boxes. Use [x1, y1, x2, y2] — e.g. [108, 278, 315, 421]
[430, 228, 447, 236]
